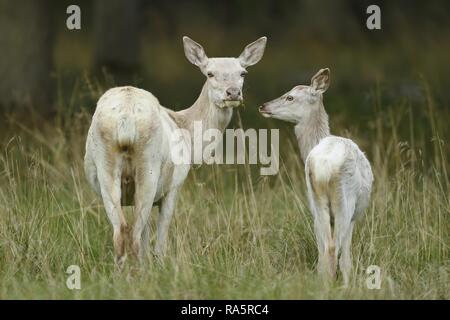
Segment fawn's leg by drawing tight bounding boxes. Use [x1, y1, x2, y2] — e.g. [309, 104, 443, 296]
[312, 198, 336, 280]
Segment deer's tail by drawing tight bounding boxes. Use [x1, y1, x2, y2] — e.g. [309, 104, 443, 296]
[117, 114, 136, 151]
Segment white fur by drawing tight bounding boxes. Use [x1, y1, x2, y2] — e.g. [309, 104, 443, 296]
[84, 36, 267, 264]
[260, 68, 373, 285]
[308, 138, 346, 184]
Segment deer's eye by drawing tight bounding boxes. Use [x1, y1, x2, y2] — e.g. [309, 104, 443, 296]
[207, 72, 214, 78]
[286, 95, 294, 101]
[240, 71, 247, 77]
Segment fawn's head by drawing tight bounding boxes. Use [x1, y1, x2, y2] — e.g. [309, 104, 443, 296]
[183, 36, 267, 108]
[259, 68, 330, 123]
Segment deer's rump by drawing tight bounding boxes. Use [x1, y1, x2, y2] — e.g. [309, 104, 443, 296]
[92, 86, 164, 206]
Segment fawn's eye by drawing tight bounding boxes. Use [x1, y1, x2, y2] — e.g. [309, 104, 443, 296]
[286, 95, 294, 101]
[207, 72, 214, 78]
[240, 71, 247, 77]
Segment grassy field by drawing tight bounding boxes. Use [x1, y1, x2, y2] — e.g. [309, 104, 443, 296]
[0, 81, 448, 299]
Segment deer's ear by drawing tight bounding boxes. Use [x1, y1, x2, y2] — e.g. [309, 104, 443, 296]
[311, 68, 330, 93]
[183, 36, 208, 68]
[238, 36, 267, 68]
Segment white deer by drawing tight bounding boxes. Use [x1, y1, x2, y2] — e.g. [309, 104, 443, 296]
[259, 68, 373, 285]
[84, 36, 267, 264]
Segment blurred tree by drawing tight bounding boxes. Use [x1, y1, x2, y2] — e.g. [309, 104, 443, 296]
[145, 1, 180, 37]
[93, 0, 142, 85]
[298, 0, 361, 43]
[0, 0, 54, 113]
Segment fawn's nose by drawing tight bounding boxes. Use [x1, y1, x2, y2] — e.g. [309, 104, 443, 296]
[226, 87, 241, 100]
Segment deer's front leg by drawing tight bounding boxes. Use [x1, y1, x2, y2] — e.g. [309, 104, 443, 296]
[155, 187, 179, 257]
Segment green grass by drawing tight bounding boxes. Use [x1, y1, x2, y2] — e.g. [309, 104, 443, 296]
[0, 81, 448, 299]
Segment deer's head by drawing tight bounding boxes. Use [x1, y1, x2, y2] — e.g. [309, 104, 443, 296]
[183, 36, 267, 108]
[259, 68, 330, 123]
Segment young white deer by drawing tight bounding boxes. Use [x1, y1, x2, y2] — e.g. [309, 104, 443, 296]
[85, 36, 267, 264]
[259, 68, 373, 285]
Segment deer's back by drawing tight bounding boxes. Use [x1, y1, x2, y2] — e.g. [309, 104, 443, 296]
[90, 86, 162, 149]
[306, 136, 373, 213]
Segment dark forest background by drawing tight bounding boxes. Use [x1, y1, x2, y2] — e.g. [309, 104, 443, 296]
[0, 0, 449, 128]
[0, 1, 449, 300]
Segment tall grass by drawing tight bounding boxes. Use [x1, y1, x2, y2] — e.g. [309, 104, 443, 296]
[0, 80, 448, 299]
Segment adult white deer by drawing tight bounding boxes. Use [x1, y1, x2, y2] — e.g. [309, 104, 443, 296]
[84, 36, 267, 264]
[259, 68, 373, 285]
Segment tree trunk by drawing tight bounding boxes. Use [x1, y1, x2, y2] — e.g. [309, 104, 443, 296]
[93, 0, 141, 85]
[0, 0, 53, 113]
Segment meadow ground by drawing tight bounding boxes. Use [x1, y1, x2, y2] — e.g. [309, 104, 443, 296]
[0, 81, 448, 299]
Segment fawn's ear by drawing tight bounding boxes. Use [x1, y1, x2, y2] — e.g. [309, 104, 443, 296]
[311, 68, 330, 93]
[238, 37, 267, 68]
[183, 36, 208, 69]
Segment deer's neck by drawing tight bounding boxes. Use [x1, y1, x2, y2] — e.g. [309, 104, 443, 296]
[294, 102, 330, 162]
[174, 82, 233, 135]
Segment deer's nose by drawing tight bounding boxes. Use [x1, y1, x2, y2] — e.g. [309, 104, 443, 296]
[226, 87, 241, 100]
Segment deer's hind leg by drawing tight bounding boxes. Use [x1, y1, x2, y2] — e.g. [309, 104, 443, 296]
[132, 156, 160, 261]
[306, 174, 337, 280]
[155, 186, 180, 257]
[313, 197, 337, 280]
[96, 151, 128, 266]
[329, 179, 357, 287]
[84, 147, 101, 196]
[308, 189, 337, 279]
